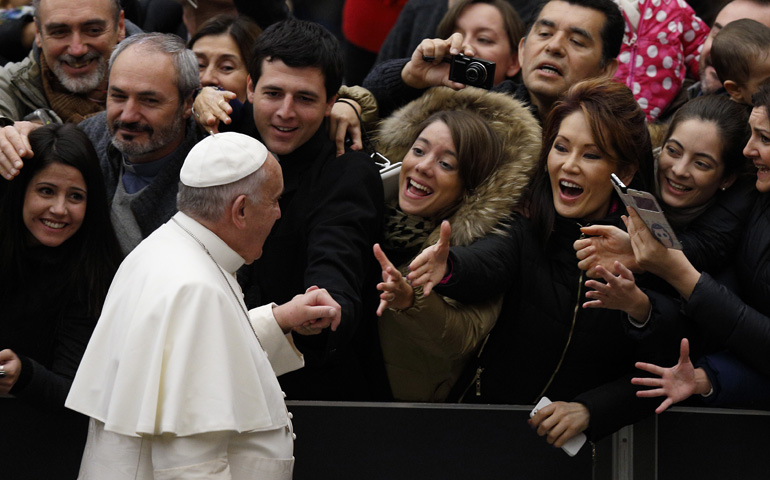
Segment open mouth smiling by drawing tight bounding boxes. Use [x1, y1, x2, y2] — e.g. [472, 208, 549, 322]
[664, 178, 692, 192]
[559, 179, 583, 197]
[67, 59, 94, 69]
[406, 177, 433, 197]
[274, 125, 297, 133]
[41, 219, 67, 229]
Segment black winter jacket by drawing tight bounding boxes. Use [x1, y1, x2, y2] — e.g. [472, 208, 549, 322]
[439, 209, 676, 440]
[685, 193, 770, 378]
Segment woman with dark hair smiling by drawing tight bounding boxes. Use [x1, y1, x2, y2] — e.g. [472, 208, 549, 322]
[407, 78, 673, 447]
[0, 123, 123, 479]
[615, 81, 770, 412]
[577, 95, 754, 324]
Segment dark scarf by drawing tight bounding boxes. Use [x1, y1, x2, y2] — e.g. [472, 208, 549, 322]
[39, 53, 106, 124]
[381, 201, 436, 251]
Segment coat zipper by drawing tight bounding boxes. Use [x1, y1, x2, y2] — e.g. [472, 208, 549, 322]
[457, 334, 490, 402]
[534, 228, 587, 401]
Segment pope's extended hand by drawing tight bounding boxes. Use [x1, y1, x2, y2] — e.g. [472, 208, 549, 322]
[528, 401, 590, 448]
[574, 224, 639, 278]
[373, 243, 414, 316]
[0, 121, 40, 180]
[329, 99, 363, 156]
[192, 87, 237, 134]
[273, 286, 341, 335]
[407, 220, 451, 296]
[0, 349, 21, 395]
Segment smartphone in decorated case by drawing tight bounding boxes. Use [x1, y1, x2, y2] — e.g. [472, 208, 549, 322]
[530, 396, 587, 457]
[610, 174, 683, 250]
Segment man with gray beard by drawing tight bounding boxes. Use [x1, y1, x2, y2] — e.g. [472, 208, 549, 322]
[0, 0, 140, 126]
[0, 32, 204, 252]
[77, 32, 205, 253]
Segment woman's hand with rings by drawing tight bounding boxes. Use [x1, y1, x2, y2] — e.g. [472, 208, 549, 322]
[192, 87, 237, 134]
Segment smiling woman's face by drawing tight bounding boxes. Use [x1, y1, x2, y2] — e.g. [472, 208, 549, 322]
[548, 110, 624, 221]
[657, 119, 730, 209]
[398, 121, 463, 219]
[23, 162, 87, 247]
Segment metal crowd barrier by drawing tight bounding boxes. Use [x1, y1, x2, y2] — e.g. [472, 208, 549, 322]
[287, 401, 770, 479]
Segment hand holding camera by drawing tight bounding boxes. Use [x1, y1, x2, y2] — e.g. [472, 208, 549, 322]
[402, 32, 494, 90]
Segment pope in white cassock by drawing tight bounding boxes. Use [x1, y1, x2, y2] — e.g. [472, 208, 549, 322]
[66, 132, 341, 479]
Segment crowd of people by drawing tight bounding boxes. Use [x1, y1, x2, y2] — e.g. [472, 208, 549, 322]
[2, 0, 770, 478]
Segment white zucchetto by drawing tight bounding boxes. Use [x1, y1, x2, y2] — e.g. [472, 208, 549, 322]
[181, 132, 268, 187]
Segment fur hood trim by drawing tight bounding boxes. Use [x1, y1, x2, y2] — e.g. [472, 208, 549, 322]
[375, 86, 541, 246]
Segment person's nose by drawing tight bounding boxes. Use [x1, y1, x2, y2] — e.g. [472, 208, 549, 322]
[276, 96, 295, 120]
[49, 195, 67, 216]
[744, 136, 757, 160]
[545, 32, 566, 57]
[68, 31, 88, 58]
[561, 152, 581, 174]
[119, 97, 142, 123]
[670, 157, 689, 177]
[414, 156, 435, 176]
[200, 65, 219, 88]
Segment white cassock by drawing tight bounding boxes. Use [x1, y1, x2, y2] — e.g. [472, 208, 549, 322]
[66, 212, 305, 479]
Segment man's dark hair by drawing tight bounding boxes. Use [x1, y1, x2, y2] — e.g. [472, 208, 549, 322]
[527, 0, 624, 65]
[248, 18, 343, 101]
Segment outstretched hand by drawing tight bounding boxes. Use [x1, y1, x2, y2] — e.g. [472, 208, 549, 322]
[574, 224, 639, 278]
[373, 243, 414, 316]
[632, 338, 707, 414]
[273, 286, 342, 335]
[406, 220, 451, 296]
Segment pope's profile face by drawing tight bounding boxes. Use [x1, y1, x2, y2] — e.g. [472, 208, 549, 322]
[242, 155, 282, 263]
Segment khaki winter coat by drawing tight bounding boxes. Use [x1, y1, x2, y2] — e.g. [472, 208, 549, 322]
[375, 86, 541, 402]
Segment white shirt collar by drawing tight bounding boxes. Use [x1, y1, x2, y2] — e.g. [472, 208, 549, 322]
[171, 211, 245, 274]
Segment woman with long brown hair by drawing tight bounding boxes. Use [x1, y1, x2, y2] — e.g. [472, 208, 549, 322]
[407, 78, 675, 448]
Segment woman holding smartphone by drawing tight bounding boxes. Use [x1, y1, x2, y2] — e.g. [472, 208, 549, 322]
[617, 82, 770, 412]
[406, 78, 675, 448]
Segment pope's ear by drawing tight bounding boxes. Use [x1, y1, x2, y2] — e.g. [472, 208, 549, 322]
[230, 194, 248, 229]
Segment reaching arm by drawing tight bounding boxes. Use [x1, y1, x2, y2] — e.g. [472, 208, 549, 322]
[410, 219, 522, 303]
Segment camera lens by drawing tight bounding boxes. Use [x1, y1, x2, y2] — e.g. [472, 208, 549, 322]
[466, 62, 487, 84]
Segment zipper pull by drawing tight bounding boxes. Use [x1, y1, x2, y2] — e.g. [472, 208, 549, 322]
[474, 367, 484, 396]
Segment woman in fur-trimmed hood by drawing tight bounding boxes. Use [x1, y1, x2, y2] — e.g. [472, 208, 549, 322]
[372, 86, 541, 402]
